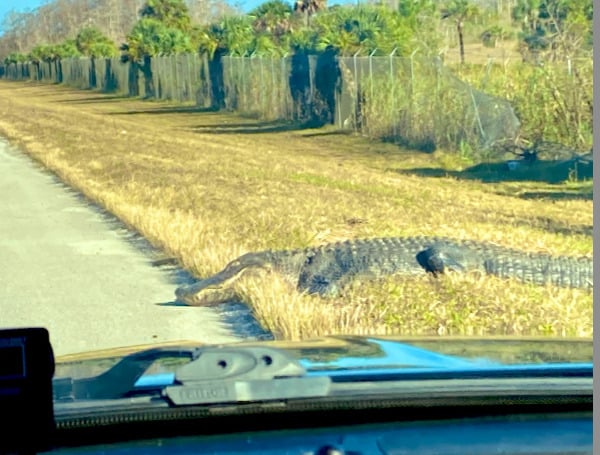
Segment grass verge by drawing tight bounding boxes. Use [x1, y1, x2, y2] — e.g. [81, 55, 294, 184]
[0, 81, 592, 339]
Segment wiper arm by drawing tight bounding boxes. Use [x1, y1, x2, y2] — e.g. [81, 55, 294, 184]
[54, 347, 201, 400]
[54, 346, 331, 404]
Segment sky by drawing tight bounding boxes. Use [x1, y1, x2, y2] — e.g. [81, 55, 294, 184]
[0, 0, 351, 34]
[0, 0, 262, 34]
[0, 0, 47, 33]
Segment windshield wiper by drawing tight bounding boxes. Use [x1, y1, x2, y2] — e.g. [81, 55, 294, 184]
[48, 342, 592, 449]
[54, 346, 331, 404]
[53, 341, 592, 408]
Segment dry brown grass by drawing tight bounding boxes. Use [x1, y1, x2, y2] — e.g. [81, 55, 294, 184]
[442, 41, 523, 65]
[0, 81, 592, 340]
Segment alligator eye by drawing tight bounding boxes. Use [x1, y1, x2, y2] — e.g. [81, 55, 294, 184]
[226, 260, 240, 270]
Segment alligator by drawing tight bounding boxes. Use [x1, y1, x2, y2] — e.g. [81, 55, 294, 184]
[174, 237, 593, 306]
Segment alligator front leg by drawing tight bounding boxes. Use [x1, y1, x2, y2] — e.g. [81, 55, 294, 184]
[298, 273, 343, 297]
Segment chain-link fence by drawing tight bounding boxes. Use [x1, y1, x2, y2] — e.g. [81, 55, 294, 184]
[59, 57, 130, 92]
[3, 60, 59, 82]
[338, 54, 521, 151]
[1, 52, 523, 152]
[3, 57, 130, 92]
[219, 52, 520, 152]
[150, 53, 210, 104]
[222, 56, 294, 120]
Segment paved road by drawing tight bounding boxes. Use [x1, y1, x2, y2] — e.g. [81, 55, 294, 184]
[0, 139, 267, 356]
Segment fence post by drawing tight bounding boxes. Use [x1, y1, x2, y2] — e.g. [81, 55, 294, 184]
[154, 56, 161, 99]
[270, 56, 276, 117]
[174, 54, 180, 101]
[173, 54, 179, 100]
[410, 49, 417, 102]
[259, 54, 265, 116]
[228, 56, 234, 108]
[283, 54, 292, 119]
[367, 49, 377, 136]
[241, 54, 247, 112]
[390, 48, 397, 137]
[369, 49, 376, 114]
[409, 49, 418, 133]
[186, 53, 192, 101]
[353, 50, 360, 131]
[185, 54, 191, 101]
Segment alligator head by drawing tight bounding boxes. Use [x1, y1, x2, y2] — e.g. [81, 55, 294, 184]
[174, 251, 278, 306]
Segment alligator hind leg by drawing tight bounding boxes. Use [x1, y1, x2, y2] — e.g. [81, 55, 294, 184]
[297, 255, 345, 297]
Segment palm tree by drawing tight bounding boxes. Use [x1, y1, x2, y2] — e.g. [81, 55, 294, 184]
[75, 28, 117, 58]
[441, 0, 480, 64]
[251, 0, 294, 45]
[294, 0, 327, 27]
[309, 5, 411, 56]
[217, 16, 256, 56]
[250, 0, 296, 54]
[121, 1, 196, 97]
[139, 0, 192, 31]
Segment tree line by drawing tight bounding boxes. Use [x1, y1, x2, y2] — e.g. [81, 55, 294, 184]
[0, 0, 237, 62]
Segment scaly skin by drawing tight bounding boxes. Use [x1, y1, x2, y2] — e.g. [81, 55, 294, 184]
[175, 237, 593, 306]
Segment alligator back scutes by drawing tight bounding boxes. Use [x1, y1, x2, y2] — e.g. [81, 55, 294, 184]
[293, 237, 592, 295]
[319, 236, 592, 261]
[174, 236, 592, 306]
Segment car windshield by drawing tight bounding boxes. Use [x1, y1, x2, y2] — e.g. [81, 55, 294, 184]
[0, 0, 592, 399]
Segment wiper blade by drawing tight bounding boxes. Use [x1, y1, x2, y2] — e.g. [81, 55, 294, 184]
[54, 346, 331, 405]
